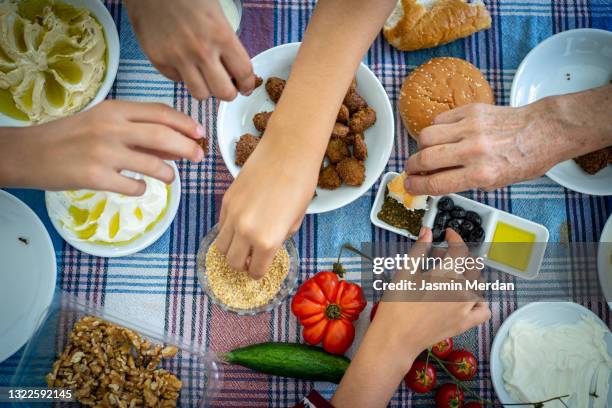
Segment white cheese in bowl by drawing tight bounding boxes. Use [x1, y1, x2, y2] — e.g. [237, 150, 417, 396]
[46, 173, 169, 244]
[501, 316, 611, 408]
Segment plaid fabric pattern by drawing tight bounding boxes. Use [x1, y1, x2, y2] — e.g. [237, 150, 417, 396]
[1, 1, 611, 407]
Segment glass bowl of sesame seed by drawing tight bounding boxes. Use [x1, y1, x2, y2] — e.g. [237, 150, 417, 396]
[196, 224, 299, 315]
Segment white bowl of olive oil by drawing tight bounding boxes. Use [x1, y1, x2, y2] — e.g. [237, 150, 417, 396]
[0, 0, 120, 126]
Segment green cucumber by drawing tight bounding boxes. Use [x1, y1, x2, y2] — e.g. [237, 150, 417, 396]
[220, 342, 350, 384]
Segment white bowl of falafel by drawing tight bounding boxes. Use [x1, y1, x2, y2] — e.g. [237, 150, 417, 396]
[216, 42, 394, 214]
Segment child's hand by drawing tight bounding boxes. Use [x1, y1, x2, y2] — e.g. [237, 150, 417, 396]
[215, 134, 318, 278]
[0, 100, 204, 195]
[332, 228, 491, 408]
[125, 0, 255, 100]
[371, 228, 490, 364]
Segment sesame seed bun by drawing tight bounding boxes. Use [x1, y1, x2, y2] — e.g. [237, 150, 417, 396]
[399, 57, 494, 139]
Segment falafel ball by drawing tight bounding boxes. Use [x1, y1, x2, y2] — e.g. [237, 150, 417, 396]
[353, 133, 368, 160]
[253, 111, 273, 132]
[235, 133, 260, 166]
[254, 75, 263, 89]
[349, 106, 377, 133]
[265, 77, 286, 103]
[339, 132, 356, 146]
[337, 104, 350, 123]
[326, 138, 350, 164]
[574, 149, 609, 174]
[331, 122, 350, 139]
[336, 157, 365, 186]
[318, 165, 342, 190]
[344, 89, 367, 113]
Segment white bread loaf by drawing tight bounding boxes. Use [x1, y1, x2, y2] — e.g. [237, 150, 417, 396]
[384, 0, 492, 51]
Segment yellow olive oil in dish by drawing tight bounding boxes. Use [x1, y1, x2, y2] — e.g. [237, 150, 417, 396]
[487, 222, 536, 272]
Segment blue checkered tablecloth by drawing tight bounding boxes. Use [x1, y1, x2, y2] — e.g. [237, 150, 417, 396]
[1, 1, 611, 407]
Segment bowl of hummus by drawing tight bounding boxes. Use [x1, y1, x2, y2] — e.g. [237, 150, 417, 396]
[0, 0, 119, 126]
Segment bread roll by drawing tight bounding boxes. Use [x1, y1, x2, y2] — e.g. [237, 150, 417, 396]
[384, 0, 491, 51]
[399, 57, 494, 139]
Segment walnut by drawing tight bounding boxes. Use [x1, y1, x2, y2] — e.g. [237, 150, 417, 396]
[46, 316, 182, 407]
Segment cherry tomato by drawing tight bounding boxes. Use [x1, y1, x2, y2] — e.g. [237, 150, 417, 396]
[435, 383, 464, 408]
[370, 302, 379, 321]
[431, 338, 453, 359]
[445, 350, 478, 381]
[404, 360, 437, 393]
[464, 402, 484, 408]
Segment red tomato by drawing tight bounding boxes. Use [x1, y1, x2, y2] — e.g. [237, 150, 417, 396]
[435, 383, 464, 408]
[404, 360, 437, 393]
[291, 271, 366, 355]
[369, 302, 379, 321]
[445, 350, 478, 381]
[431, 338, 453, 359]
[464, 403, 483, 408]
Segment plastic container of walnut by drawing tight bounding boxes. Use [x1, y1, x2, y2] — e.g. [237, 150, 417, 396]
[11, 292, 221, 407]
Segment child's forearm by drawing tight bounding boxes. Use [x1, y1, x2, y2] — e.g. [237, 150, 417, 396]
[0, 128, 29, 188]
[261, 0, 397, 169]
[331, 322, 419, 408]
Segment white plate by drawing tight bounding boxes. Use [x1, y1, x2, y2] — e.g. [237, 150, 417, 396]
[217, 42, 394, 214]
[45, 161, 181, 258]
[0, 190, 56, 363]
[510, 28, 612, 196]
[598, 214, 612, 308]
[491, 302, 612, 407]
[0, 0, 120, 126]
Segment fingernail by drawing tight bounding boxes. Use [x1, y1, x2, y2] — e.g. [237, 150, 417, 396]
[196, 124, 205, 138]
[404, 177, 411, 192]
[418, 226, 427, 239]
[195, 146, 204, 162]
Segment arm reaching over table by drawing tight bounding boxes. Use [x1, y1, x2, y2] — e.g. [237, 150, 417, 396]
[216, 0, 397, 278]
[124, 0, 256, 100]
[404, 84, 612, 195]
[331, 228, 491, 408]
[0, 101, 205, 195]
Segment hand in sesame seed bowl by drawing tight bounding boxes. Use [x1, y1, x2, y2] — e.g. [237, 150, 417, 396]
[196, 224, 299, 315]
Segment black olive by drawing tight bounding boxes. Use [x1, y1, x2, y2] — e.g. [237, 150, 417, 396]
[461, 220, 475, 234]
[460, 229, 473, 243]
[447, 219, 462, 233]
[465, 211, 481, 226]
[469, 226, 485, 244]
[450, 207, 466, 219]
[432, 227, 445, 243]
[437, 196, 454, 212]
[434, 211, 451, 227]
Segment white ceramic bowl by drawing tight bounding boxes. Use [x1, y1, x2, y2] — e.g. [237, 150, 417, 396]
[217, 42, 394, 214]
[598, 214, 612, 308]
[0, 0, 120, 127]
[45, 161, 181, 258]
[0, 190, 56, 363]
[490, 302, 612, 406]
[510, 28, 612, 196]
